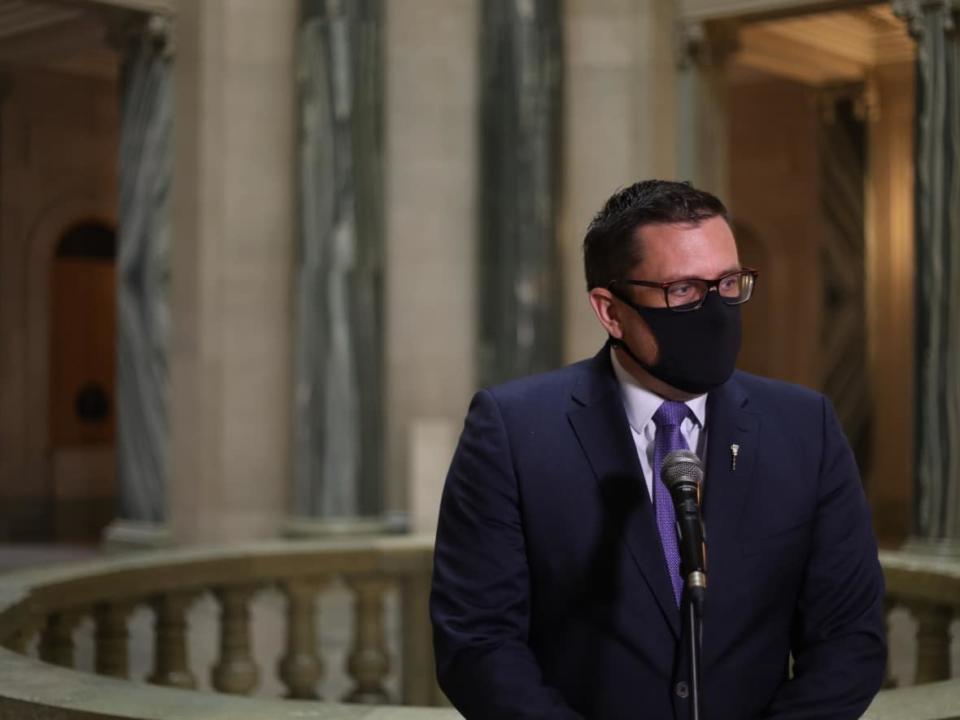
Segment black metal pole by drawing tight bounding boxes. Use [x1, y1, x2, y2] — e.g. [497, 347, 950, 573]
[688, 598, 703, 720]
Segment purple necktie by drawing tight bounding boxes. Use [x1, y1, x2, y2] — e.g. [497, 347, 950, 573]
[652, 401, 693, 606]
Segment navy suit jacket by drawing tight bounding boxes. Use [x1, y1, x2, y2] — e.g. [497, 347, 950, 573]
[431, 346, 886, 720]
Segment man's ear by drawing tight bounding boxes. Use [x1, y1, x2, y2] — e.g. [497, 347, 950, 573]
[588, 288, 624, 340]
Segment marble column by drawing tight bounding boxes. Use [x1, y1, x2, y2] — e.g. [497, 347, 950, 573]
[864, 61, 916, 546]
[110, 15, 172, 541]
[383, 0, 478, 528]
[817, 94, 871, 479]
[291, 0, 385, 527]
[894, 0, 960, 554]
[477, 0, 563, 387]
[561, 0, 681, 363]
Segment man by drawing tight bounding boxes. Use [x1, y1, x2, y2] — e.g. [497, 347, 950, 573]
[430, 180, 886, 719]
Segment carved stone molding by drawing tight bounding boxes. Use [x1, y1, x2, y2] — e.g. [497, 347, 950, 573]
[675, 19, 740, 69]
[104, 12, 173, 58]
[817, 82, 880, 125]
[892, 0, 959, 37]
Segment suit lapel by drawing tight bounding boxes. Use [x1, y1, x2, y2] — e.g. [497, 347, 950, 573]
[567, 348, 682, 638]
[699, 375, 760, 666]
[702, 373, 760, 571]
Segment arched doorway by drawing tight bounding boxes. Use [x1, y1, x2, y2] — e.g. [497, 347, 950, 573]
[49, 220, 117, 542]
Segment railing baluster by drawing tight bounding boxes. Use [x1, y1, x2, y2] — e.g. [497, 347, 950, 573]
[278, 579, 324, 699]
[40, 610, 83, 668]
[149, 592, 197, 689]
[4, 613, 47, 655]
[2, 630, 29, 654]
[402, 571, 443, 705]
[909, 601, 953, 683]
[6, 614, 46, 655]
[882, 598, 897, 688]
[95, 602, 133, 678]
[212, 586, 259, 695]
[345, 575, 390, 704]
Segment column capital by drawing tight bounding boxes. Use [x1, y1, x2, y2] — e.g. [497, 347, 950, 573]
[675, 19, 740, 70]
[892, 0, 960, 37]
[817, 82, 880, 125]
[104, 12, 174, 59]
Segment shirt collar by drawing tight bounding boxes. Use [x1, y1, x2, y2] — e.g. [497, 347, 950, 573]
[610, 347, 707, 433]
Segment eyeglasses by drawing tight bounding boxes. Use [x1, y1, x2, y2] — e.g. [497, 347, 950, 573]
[609, 268, 759, 312]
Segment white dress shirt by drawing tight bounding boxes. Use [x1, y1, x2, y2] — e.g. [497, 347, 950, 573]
[610, 348, 707, 502]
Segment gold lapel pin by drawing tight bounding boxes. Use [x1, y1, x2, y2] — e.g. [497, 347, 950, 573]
[730, 443, 740, 471]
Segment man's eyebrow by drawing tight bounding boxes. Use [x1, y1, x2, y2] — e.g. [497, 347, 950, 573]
[657, 265, 743, 283]
[716, 264, 744, 277]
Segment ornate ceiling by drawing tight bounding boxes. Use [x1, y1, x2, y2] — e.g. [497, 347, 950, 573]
[733, 4, 915, 85]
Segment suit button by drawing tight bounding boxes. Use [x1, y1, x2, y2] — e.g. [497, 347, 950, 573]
[675, 681, 689, 699]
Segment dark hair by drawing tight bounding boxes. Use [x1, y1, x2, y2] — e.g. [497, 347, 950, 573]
[582, 179, 729, 290]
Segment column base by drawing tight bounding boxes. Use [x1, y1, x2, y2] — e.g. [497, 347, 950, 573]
[101, 519, 172, 553]
[282, 512, 408, 538]
[901, 535, 960, 558]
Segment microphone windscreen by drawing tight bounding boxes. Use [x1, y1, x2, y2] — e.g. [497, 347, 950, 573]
[662, 449, 704, 490]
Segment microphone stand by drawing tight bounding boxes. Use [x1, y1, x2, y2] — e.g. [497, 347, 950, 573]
[687, 593, 704, 720]
[662, 450, 707, 720]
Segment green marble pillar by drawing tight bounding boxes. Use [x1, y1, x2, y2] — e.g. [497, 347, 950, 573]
[895, 0, 960, 553]
[293, 0, 384, 521]
[478, 0, 563, 386]
[116, 17, 172, 526]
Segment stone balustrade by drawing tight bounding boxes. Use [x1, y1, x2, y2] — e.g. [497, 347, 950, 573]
[0, 535, 445, 710]
[879, 549, 960, 687]
[0, 539, 956, 718]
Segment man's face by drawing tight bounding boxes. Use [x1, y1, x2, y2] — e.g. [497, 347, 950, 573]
[589, 215, 740, 392]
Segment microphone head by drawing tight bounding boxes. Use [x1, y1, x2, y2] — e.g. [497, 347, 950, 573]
[661, 449, 704, 491]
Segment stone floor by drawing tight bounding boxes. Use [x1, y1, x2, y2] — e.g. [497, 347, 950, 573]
[1, 544, 957, 700]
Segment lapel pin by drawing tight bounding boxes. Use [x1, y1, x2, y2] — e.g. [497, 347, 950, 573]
[730, 443, 740, 471]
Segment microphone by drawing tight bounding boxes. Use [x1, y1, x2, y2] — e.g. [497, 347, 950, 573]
[661, 449, 707, 609]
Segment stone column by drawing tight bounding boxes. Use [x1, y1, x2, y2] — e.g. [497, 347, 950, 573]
[675, 20, 738, 199]
[476, 0, 563, 387]
[894, 0, 960, 555]
[109, 15, 172, 546]
[562, 0, 681, 364]
[864, 62, 915, 545]
[289, 0, 385, 531]
[168, 0, 297, 543]
[384, 0, 478, 525]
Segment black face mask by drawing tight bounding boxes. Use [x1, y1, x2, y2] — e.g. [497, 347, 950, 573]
[610, 290, 741, 394]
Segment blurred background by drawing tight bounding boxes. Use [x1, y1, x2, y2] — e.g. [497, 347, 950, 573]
[1, 0, 960, 710]
[0, 0, 928, 554]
